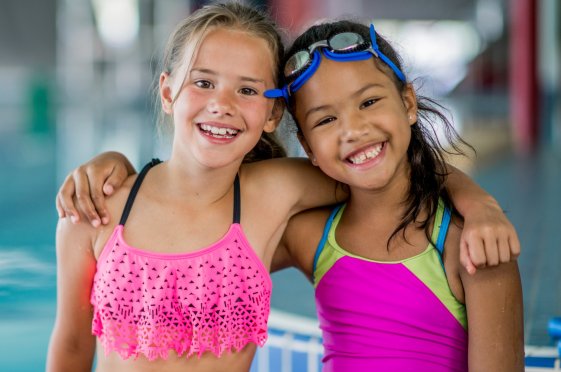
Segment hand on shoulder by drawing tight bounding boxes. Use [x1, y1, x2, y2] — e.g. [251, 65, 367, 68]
[55, 151, 136, 228]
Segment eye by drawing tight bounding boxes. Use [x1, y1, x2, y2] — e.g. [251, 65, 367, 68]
[195, 80, 213, 89]
[239, 87, 258, 96]
[360, 98, 379, 109]
[314, 116, 336, 128]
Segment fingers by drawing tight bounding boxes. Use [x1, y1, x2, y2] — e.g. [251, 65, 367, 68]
[467, 234, 488, 269]
[482, 225, 520, 265]
[74, 167, 101, 228]
[461, 225, 520, 276]
[56, 194, 65, 218]
[103, 164, 129, 196]
[459, 203, 521, 273]
[508, 231, 521, 259]
[482, 234, 500, 267]
[56, 181, 67, 219]
[56, 173, 80, 223]
[497, 236, 511, 264]
[465, 226, 499, 269]
[460, 239, 476, 275]
[89, 164, 128, 225]
[86, 167, 114, 226]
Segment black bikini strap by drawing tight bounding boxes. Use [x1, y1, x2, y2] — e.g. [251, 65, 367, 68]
[119, 158, 162, 225]
[233, 174, 240, 224]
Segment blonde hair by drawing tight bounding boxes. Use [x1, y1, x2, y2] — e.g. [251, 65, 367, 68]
[154, 2, 286, 161]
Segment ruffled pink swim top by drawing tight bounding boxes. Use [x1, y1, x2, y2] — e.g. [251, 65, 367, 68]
[90, 159, 272, 360]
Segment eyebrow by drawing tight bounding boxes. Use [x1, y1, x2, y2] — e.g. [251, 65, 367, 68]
[303, 83, 385, 121]
[190, 68, 266, 85]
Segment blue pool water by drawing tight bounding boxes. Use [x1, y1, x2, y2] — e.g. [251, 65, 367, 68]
[0, 135, 58, 371]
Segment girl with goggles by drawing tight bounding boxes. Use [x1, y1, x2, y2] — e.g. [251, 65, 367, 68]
[274, 20, 523, 371]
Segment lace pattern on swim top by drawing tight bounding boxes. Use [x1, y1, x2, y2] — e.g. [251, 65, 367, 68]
[90, 224, 272, 361]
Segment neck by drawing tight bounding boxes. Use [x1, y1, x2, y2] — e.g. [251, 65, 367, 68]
[345, 165, 412, 223]
[154, 155, 242, 205]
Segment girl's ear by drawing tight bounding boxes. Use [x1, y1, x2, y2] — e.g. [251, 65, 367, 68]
[160, 72, 174, 115]
[297, 132, 318, 166]
[402, 83, 418, 126]
[263, 99, 285, 133]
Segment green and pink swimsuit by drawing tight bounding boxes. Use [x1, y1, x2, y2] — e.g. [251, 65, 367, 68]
[313, 201, 467, 371]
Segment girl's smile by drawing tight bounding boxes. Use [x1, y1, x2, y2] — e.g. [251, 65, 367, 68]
[344, 141, 386, 167]
[198, 122, 240, 141]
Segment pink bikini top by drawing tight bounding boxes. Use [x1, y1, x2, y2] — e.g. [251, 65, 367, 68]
[90, 159, 272, 360]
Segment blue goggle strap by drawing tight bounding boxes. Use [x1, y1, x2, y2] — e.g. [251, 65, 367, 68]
[263, 85, 288, 100]
[263, 24, 406, 100]
[369, 24, 406, 83]
[322, 48, 374, 62]
[289, 49, 322, 93]
[264, 49, 322, 100]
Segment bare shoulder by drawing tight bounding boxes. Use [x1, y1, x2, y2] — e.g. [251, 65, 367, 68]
[240, 158, 342, 214]
[240, 157, 317, 189]
[239, 158, 313, 214]
[56, 176, 138, 252]
[89, 174, 137, 257]
[284, 207, 335, 278]
[103, 174, 137, 219]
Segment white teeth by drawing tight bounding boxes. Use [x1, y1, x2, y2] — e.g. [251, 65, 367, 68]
[348, 144, 383, 164]
[200, 124, 239, 138]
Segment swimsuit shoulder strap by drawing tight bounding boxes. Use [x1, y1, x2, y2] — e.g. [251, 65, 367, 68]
[118, 158, 162, 226]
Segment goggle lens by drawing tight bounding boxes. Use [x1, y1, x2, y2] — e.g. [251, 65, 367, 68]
[329, 32, 364, 52]
[284, 51, 311, 77]
[284, 33, 366, 79]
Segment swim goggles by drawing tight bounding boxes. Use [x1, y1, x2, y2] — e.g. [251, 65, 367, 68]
[264, 24, 406, 103]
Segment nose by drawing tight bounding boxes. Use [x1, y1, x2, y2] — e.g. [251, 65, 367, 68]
[207, 89, 235, 117]
[339, 113, 369, 143]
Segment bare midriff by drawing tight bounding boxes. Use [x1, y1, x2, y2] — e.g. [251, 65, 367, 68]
[94, 341, 257, 372]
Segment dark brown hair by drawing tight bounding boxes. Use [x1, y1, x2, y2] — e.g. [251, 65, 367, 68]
[285, 20, 474, 247]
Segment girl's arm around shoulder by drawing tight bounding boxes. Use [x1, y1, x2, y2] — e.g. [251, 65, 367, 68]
[273, 207, 334, 280]
[55, 151, 136, 227]
[444, 165, 520, 274]
[443, 216, 524, 372]
[46, 217, 98, 372]
[242, 158, 346, 217]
